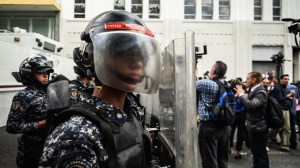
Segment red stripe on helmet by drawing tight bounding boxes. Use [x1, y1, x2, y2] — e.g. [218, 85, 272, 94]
[105, 23, 154, 37]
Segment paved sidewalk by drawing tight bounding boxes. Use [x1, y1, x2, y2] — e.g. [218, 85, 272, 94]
[1, 126, 300, 168]
[0, 127, 20, 168]
[228, 141, 300, 168]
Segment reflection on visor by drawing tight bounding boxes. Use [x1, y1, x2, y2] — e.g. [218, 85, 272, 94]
[29, 54, 54, 68]
[104, 33, 152, 65]
[92, 31, 160, 94]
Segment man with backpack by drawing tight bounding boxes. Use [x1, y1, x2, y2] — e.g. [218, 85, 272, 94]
[270, 74, 294, 151]
[234, 71, 269, 168]
[196, 61, 230, 168]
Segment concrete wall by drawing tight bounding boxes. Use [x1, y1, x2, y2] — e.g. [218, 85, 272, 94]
[58, 0, 300, 80]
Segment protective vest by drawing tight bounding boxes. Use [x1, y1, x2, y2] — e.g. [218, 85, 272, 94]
[49, 101, 152, 168]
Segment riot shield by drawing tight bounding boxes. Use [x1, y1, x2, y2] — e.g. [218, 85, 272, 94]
[142, 31, 199, 168]
[47, 80, 70, 111]
[47, 80, 70, 127]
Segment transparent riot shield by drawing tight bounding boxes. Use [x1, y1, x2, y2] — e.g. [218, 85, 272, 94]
[142, 31, 199, 168]
[47, 80, 70, 127]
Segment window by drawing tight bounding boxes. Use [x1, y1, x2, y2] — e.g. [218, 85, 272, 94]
[131, 0, 143, 18]
[219, 0, 230, 20]
[0, 18, 8, 30]
[1, 16, 55, 39]
[202, 0, 213, 20]
[273, 0, 281, 21]
[252, 46, 283, 74]
[114, 0, 125, 10]
[184, 0, 196, 19]
[32, 19, 50, 37]
[11, 18, 30, 32]
[74, 0, 85, 18]
[254, 0, 262, 20]
[149, 0, 160, 19]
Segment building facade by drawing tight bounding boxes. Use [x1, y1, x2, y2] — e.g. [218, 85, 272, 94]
[1, 0, 300, 81]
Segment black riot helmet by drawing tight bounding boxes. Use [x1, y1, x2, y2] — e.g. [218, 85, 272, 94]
[19, 53, 54, 86]
[73, 65, 89, 77]
[76, 10, 160, 94]
[73, 42, 94, 75]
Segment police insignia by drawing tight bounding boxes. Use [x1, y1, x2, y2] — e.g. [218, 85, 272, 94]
[71, 90, 78, 97]
[12, 101, 21, 110]
[117, 113, 123, 119]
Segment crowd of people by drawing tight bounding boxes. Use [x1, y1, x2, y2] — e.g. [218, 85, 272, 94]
[5, 10, 300, 168]
[196, 61, 300, 168]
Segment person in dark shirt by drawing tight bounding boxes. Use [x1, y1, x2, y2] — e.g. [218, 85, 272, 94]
[270, 74, 294, 151]
[6, 53, 54, 168]
[229, 79, 248, 159]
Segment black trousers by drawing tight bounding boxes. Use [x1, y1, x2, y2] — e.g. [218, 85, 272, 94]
[17, 136, 44, 168]
[290, 111, 298, 148]
[296, 111, 300, 140]
[199, 122, 229, 168]
[230, 112, 248, 151]
[248, 131, 269, 168]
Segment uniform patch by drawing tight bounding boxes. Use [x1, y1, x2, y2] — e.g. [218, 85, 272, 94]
[12, 101, 21, 110]
[117, 113, 123, 119]
[71, 90, 78, 97]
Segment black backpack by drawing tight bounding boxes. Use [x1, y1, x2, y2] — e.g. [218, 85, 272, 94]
[211, 79, 236, 127]
[265, 95, 284, 129]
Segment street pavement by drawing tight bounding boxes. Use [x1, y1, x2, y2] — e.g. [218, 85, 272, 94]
[228, 141, 300, 168]
[1, 126, 300, 168]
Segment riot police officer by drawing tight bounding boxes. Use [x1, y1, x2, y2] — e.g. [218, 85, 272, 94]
[71, 66, 93, 92]
[6, 53, 54, 168]
[39, 10, 160, 168]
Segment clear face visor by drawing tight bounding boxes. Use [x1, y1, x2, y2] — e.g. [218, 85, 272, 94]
[91, 31, 160, 94]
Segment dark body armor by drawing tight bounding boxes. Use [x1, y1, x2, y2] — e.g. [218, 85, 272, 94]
[49, 95, 151, 168]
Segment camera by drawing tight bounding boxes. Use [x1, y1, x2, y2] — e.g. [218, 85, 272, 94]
[288, 23, 300, 34]
[282, 18, 300, 47]
[271, 52, 284, 64]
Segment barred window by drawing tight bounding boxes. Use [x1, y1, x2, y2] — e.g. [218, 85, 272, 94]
[114, 0, 125, 10]
[149, 0, 160, 19]
[131, 0, 143, 18]
[202, 0, 213, 20]
[219, 0, 230, 20]
[273, 0, 281, 21]
[184, 0, 196, 19]
[254, 0, 262, 20]
[74, 0, 85, 18]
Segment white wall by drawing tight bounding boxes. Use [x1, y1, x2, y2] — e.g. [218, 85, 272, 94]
[58, 0, 300, 80]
